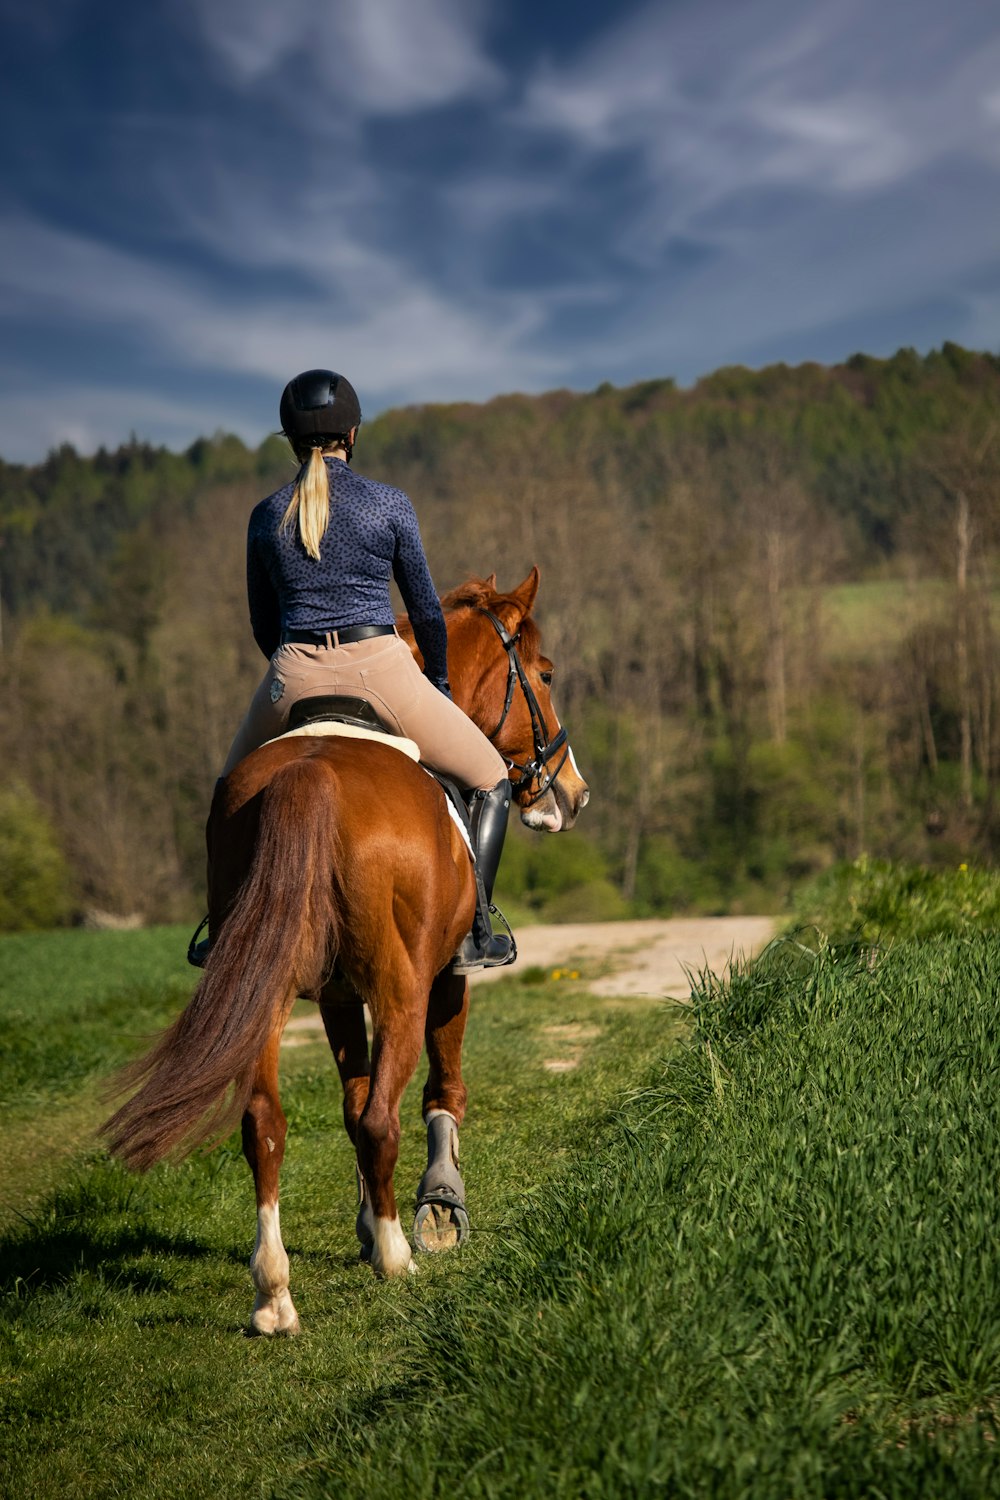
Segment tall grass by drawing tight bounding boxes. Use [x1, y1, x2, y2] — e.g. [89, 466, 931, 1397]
[290, 936, 1000, 1498]
[4, 923, 999, 1496]
[790, 855, 1000, 943]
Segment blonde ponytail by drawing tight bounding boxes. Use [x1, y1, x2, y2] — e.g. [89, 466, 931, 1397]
[281, 446, 330, 560]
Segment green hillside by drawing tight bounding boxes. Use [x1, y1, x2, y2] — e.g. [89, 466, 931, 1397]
[2, 344, 999, 925]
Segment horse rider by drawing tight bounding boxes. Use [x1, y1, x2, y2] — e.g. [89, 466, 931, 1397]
[212, 368, 514, 974]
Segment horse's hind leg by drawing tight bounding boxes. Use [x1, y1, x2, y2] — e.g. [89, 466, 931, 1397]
[415, 971, 470, 1254]
[355, 984, 426, 1278]
[242, 1028, 299, 1336]
[319, 990, 373, 1258]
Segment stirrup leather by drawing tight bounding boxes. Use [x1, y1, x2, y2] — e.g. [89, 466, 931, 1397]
[187, 914, 210, 968]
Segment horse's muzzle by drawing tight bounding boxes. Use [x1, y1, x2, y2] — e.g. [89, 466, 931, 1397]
[520, 768, 589, 832]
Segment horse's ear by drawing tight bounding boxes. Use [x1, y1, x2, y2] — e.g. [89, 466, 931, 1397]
[485, 572, 497, 592]
[509, 566, 540, 620]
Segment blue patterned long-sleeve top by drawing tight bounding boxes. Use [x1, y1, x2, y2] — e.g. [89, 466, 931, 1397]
[246, 458, 449, 686]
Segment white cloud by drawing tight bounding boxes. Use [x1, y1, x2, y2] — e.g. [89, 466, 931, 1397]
[3, 0, 1000, 463]
[0, 211, 566, 456]
[187, 0, 501, 114]
[574, 160, 1000, 384]
[515, 0, 1000, 227]
[0, 380, 252, 462]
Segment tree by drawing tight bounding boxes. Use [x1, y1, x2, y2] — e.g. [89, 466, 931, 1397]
[0, 780, 72, 930]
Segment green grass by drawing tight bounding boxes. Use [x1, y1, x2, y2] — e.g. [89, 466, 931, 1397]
[0, 927, 676, 1499]
[3, 918, 1000, 1496]
[0, 926, 198, 1222]
[790, 855, 1000, 944]
[287, 936, 1000, 1498]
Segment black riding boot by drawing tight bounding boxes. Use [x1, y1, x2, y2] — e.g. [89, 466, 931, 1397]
[452, 778, 516, 975]
[187, 777, 224, 968]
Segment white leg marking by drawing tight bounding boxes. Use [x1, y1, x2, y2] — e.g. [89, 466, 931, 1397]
[249, 1201, 300, 1335]
[370, 1214, 417, 1278]
[423, 1108, 458, 1126]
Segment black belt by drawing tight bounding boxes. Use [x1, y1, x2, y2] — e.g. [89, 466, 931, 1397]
[280, 624, 397, 647]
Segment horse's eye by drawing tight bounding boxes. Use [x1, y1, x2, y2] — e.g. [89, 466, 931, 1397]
[540, 671, 553, 687]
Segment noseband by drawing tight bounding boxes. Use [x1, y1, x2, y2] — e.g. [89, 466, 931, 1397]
[480, 610, 569, 806]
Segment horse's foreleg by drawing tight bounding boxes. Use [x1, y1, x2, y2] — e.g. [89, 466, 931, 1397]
[242, 1029, 299, 1336]
[415, 970, 471, 1253]
[356, 989, 425, 1278]
[319, 989, 372, 1258]
[422, 969, 469, 1123]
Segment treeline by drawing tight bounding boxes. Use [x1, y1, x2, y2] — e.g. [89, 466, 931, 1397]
[2, 342, 999, 928]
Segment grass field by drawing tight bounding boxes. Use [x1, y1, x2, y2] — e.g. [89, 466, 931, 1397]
[3, 913, 1000, 1497]
[0, 927, 676, 1498]
[820, 578, 952, 662]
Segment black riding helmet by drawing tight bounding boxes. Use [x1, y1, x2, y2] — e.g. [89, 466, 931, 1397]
[279, 369, 362, 460]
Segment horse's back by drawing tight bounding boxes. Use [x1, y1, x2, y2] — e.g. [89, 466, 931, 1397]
[212, 734, 473, 983]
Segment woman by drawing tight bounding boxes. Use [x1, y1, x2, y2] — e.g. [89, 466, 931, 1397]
[219, 368, 512, 973]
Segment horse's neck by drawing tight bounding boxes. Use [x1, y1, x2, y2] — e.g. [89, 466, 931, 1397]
[445, 611, 500, 725]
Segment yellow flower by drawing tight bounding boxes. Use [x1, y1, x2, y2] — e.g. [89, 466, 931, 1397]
[959, 863, 968, 872]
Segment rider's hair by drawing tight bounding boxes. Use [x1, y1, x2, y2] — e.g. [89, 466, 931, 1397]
[280, 441, 343, 561]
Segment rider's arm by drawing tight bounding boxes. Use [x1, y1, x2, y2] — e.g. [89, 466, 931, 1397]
[392, 494, 450, 693]
[247, 521, 281, 660]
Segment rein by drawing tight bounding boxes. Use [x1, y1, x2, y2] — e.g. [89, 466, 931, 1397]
[480, 609, 569, 806]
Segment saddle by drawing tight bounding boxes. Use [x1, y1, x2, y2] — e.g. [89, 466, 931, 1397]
[282, 695, 473, 842]
[287, 694, 396, 734]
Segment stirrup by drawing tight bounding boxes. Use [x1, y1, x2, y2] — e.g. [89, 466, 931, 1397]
[187, 914, 210, 969]
[451, 903, 517, 976]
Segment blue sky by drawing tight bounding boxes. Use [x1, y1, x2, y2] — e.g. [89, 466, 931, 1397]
[1, 0, 999, 462]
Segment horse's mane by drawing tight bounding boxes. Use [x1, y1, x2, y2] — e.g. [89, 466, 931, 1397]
[439, 576, 541, 652]
[439, 577, 505, 612]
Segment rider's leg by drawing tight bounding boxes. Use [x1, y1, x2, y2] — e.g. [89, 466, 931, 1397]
[210, 637, 515, 971]
[222, 656, 291, 776]
[452, 778, 514, 973]
[343, 641, 515, 971]
[188, 776, 226, 968]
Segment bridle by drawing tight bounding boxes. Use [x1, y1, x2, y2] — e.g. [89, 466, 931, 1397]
[480, 609, 569, 806]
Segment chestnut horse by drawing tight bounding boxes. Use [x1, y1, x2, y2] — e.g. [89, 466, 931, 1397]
[102, 568, 589, 1333]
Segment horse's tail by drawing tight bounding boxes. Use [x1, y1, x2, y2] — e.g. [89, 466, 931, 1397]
[102, 756, 341, 1172]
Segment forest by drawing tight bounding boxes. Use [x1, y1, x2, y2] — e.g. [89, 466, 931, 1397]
[2, 341, 999, 929]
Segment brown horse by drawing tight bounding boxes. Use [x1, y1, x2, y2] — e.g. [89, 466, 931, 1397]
[102, 568, 589, 1333]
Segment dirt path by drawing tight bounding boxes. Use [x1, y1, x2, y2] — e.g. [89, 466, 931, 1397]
[473, 915, 777, 997]
[282, 916, 776, 1046]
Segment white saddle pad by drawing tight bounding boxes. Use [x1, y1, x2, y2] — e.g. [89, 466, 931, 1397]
[265, 721, 473, 859]
[266, 721, 420, 760]
[431, 773, 474, 859]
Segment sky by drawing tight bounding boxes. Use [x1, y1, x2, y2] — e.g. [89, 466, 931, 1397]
[1, 0, 999, 463]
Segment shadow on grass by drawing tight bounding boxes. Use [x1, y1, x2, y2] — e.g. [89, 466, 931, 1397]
[1, 1219, 220, 1298]
[0, 1157, 222, 1300]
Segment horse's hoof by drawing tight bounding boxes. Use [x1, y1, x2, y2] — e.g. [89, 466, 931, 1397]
[414, 1198, 470, 1253]
[248, 1291, 300, 1336]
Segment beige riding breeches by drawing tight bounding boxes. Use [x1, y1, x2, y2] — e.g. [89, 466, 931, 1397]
[222, 633, 506, 791]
